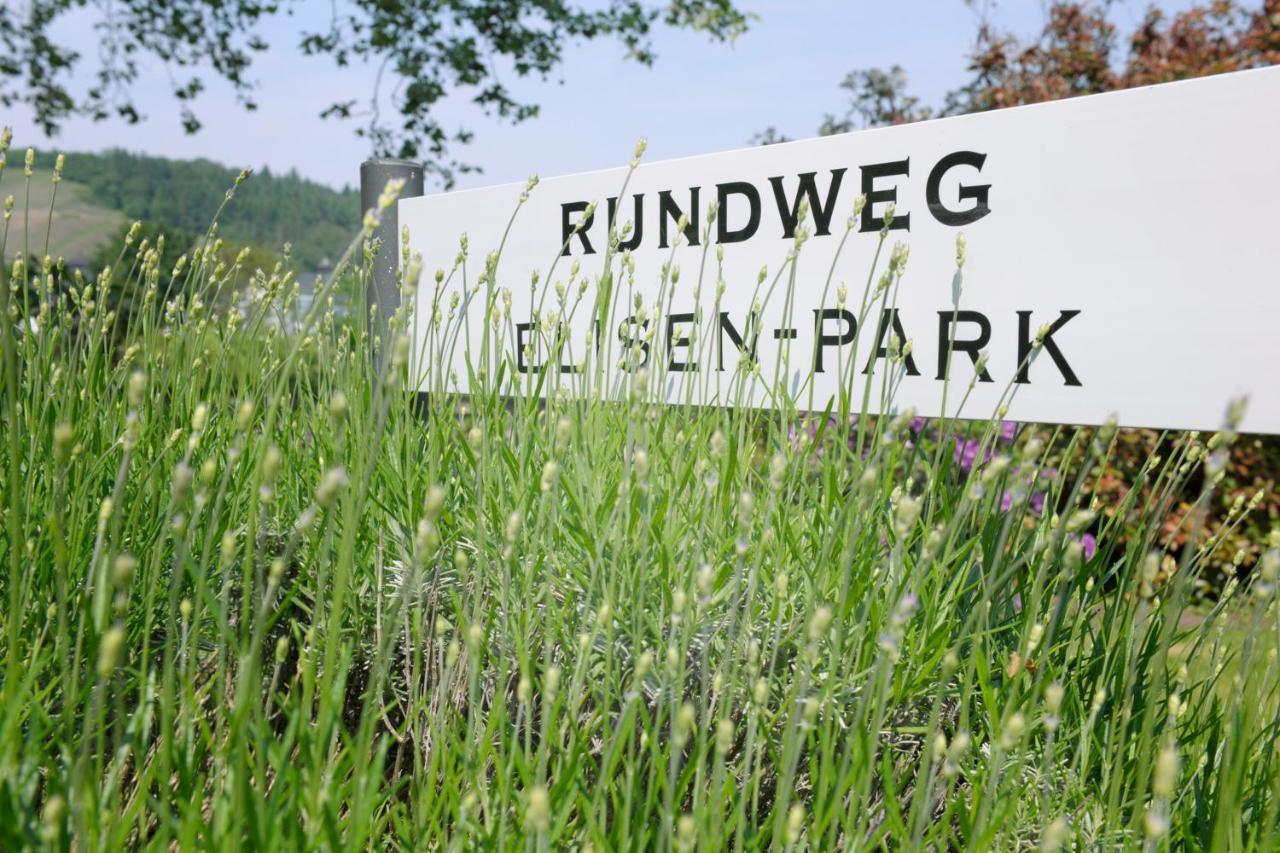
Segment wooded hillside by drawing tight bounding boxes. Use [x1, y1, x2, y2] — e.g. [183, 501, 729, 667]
[28, 149, 358, 270]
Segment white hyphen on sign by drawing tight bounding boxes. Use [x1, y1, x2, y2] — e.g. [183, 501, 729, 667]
[401, 67, 1280, 434]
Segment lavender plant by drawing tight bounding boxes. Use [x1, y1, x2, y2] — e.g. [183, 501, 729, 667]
[0, 130, 1277, 850]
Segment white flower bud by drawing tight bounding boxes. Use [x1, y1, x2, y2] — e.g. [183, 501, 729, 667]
[127, 370, 147, 407]
[524, 785, 550, 833]
[315, 467, 349, 508]
[235, 400, 255, 432]
[786, 805, 804, 844]
[98, 625, 125, 676]
[716, 718, 734, 754]
[808, 606, 833, 643]
[1153, 744, 1179, 798]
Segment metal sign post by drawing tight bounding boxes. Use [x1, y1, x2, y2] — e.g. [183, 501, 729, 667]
[360, 158, 424, 358]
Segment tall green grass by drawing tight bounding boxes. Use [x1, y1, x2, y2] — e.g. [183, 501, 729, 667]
[1, 132, 1278, 849]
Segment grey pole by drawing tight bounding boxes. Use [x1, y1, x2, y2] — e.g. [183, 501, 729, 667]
[360, 158, 425, 353]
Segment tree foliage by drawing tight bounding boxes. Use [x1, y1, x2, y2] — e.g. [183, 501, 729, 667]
[2, 0, 750, 185]
[818, 66, 933, 135]
[766, 0, 1280, 138]
[953, 0, 1280, 112]
[35, 149, 357, 270]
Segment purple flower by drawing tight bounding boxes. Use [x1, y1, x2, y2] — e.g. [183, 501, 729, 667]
[790, 415, 836, 452]
[904, 416, 929, 448]
[998, 421, 1018, 444]
[953, 437, 991, 473]
[1000, 485, 1048, 516]
[1081, 533, 1097, 561]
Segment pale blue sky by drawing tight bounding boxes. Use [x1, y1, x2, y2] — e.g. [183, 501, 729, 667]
[7, 0, 1198, 191]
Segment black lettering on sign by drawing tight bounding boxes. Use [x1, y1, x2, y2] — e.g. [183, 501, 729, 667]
[618, 315, 651, 372]
[516, 321, 536, 374]
[860, 159, 911, 233]
[863, 308, 920, 375]
[812, 308, 856, 373]
[549, 322, 579, 374]
[937, 310, 992, 381]
[659, 188, 701, 248]
[561, 201, 595, 256]
[1016, 310, 1082, 386]
[666, 312, 697, 372]
[927, 151, 991, 226]
[770, 170, 847, 238]
[716, 182, 761, 244]
[559, 152, 991, 253]
[717, 312, 758, 371]
[515, 321, 578, 374]
[607, 194, 644, 251]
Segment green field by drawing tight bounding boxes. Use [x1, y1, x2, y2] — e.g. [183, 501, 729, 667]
[0, 167, 125, 264]
[1, 149, 1278, 849]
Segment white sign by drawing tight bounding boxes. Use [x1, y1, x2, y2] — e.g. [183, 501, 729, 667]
[402, 67, 1280, 433]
